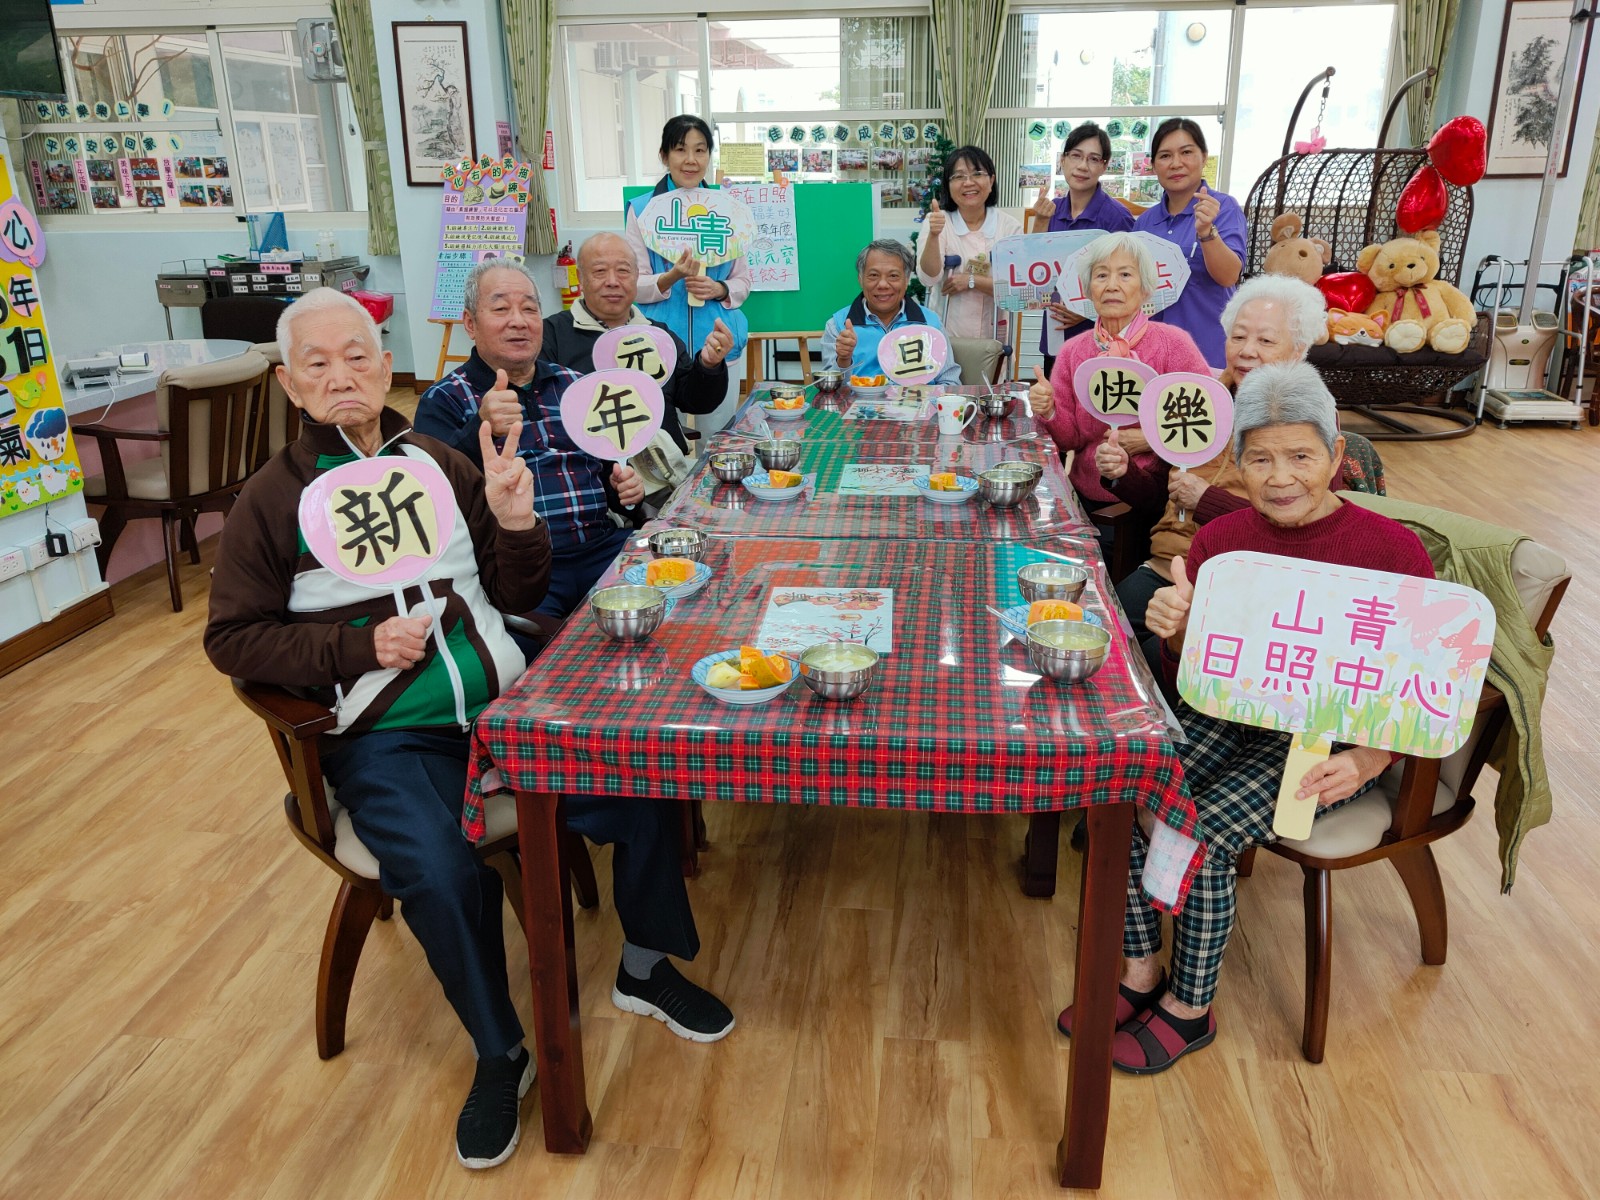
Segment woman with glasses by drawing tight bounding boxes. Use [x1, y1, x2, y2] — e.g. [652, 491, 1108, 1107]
[1026, 124, 1135, 376]
[914, 146, 1021, 340]
[1133, 117, 1245, 368]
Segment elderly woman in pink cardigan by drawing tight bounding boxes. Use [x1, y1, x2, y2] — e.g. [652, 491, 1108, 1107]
[1027, 231, 1210, 507]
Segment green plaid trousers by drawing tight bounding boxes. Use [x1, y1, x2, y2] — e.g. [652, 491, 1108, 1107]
[1123, 703, 1374, 1009]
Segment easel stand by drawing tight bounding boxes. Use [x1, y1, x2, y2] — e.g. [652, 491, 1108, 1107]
[429, 318, 471, 385]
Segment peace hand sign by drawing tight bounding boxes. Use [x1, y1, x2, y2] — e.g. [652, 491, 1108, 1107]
[479, 419, 537, 531]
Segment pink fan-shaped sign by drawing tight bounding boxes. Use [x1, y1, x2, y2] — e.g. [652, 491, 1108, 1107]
[558, 368, 665, 461]
[1138, 372, 1234, 468]
[876, 323, 949, 386]
[1073, 355, 1154, 428]
[593, 324, 677, 384]
[298, 455, 456, 589]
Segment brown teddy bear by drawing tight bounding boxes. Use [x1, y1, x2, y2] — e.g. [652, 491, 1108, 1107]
[1262, 212, 1331, 284]
[1355, 231, 1476, 354]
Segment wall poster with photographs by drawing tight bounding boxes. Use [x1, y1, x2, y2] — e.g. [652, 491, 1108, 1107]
[393, 22, 476, 186]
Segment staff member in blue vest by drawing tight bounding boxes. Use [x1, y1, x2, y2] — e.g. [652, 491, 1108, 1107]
[1027, 122, 1136, 376]
[624, 115, 750, 432]
[1132, 117, 1246, 368]
[820, 239, 963, 386]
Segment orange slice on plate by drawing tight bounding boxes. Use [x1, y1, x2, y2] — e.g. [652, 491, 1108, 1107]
[645, 558, 695, 587]
[767, 470, 802, 489]
[928, 472, 958, 491]
[1027, 600, 1084, 625]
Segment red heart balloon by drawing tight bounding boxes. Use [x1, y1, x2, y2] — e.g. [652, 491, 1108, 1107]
[1428, 115, 1488, 186]
[1396, 164, 1449, 233]
[1315, 271, 1377, 314]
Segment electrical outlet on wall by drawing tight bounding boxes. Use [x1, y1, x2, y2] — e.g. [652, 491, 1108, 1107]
[0, 547, 26, 583]
[67, 518, 101, 551]
[24, 538, 52, 570]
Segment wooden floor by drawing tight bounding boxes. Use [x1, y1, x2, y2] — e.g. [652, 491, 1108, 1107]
[3, 406, 1599, 1199]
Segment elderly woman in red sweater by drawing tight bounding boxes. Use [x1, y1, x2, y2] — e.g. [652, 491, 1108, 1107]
[1057, 361, 1435, 1074]
[1026, 230, 1210, 510]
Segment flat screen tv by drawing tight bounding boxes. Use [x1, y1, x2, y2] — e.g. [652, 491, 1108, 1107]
[0, 0, 68, 100]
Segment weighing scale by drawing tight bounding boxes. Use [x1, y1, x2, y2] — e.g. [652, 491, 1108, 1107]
[1473, 255, 1595, 429]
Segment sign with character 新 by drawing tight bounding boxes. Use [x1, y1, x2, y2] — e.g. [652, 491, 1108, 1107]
[558, 369, 665, 462]
[592, 325, 677, 386]
[1177, 552, 1496, 838]
[298, 455, 456, 591]
[875, 323, 949, 386]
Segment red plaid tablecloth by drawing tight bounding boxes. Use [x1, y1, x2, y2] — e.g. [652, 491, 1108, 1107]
[728, 385, 1037, 446]
[657, 435, 1094, 541]
[465, 537, 1203, 911]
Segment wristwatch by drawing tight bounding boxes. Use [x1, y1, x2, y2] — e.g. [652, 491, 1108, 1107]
[1199, 230, 1219, 243]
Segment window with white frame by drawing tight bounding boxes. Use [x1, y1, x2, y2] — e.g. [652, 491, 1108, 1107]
[15, 28, 364, 218]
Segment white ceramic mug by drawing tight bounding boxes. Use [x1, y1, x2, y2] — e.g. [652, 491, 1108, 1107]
[936, 396, 978, 436]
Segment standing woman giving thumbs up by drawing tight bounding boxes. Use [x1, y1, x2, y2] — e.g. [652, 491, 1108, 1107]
[914, 146, 1020, 341]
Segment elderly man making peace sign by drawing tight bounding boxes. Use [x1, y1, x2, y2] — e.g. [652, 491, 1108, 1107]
[206, 288, 732, 1176]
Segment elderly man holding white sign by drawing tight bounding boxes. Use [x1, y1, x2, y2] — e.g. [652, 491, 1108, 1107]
[414, 259, 650, 621]
[1057, 361, 1437, 1074]
[209, 288, 732, 1172]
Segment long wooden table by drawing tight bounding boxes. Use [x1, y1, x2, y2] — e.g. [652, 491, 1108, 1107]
[466, 382, 1200, 1189]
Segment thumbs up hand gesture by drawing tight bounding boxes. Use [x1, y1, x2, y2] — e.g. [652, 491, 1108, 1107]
[479, 368, 523, 438]
[1094, 424, 1129, 480]
[835, 318, 857, 370]
[927, 196, 946, 237]
[1146, 555, 1194, 643]
[1027, 365, 1055, 421]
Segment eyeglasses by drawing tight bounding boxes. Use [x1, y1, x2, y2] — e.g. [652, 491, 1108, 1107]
[948, 170, 992, 184]
[1065, 151, 1106, 167]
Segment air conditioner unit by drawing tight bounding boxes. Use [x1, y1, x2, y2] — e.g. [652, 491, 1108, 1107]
[594, 42, 641, 73]
[297, 18, 346, 83]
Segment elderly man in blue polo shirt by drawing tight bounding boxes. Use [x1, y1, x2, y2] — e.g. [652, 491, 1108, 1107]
[414, 259, 643, 622]
[820, 239, 964, 385]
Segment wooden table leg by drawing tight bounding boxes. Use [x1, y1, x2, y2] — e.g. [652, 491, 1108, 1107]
[515, 789, 593, 1154]
[1020, 811, 1061, 897]
[1056, 801, 1133, 1189]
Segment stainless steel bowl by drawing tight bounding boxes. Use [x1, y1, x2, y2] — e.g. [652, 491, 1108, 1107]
[588, 585, 668, 642]
[1017, 561, 1088, 603]
[647, 527, 706, 561]
[754, 438, 802, 471]
[1026, 620, 1110, 683]
[814, 369, 844, 392]
[710, 450, 756, 483]
[977, 392, 1016, 418]
[798, 641, 881, 701]
[768, 382, 805, 401]
[993, 459, 1043, 484]
[978, 467, 1036, 508]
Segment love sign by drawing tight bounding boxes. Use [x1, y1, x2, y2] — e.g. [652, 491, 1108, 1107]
[1054, 230, 1190, 321]
[876, 323, 949, 386]
[1178, 552, 1495, 837]
[298, 455, 457, 589]
[558, 368, 665, 460]
[593, 325, 677, 385]
[1073, 355, 1154, 428]
[991, 230, 1102, 313]
[1138, 373, 1233, 467]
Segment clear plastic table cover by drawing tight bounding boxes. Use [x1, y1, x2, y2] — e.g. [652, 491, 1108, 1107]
[729, 382, 1037, 446]
[469, 534, 1189, 823]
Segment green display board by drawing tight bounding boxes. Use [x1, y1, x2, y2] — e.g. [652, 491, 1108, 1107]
[622, 182, 876, 335]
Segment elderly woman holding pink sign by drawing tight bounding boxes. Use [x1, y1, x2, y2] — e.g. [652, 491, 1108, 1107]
[1055, 361, 1435, 1075]
[1027, 231, 1209, 515]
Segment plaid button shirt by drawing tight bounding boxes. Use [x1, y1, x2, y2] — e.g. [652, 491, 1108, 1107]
[414, 349, 618, 552]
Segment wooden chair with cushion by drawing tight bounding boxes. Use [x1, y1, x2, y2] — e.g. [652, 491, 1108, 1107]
[79, 350, 272, 612]
[248, 340, 300, 464]
[233, 679, 600, 1060]
[1240, 535, 1569, 1062]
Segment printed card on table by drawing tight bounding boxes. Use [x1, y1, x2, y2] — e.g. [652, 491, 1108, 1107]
[754, 588, 894, 656]
[841, 396, 933, 423]
[835, 464, 929, 495]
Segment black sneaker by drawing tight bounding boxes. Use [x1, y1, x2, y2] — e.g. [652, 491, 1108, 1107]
[455, 1046, 535, 1170]
[612, 960, 735, 1043]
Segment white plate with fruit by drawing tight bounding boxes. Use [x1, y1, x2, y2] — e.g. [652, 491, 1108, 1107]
[913, 472, 978, 505]
[624, 558, 713, 599]
[691, 646, 796, 706]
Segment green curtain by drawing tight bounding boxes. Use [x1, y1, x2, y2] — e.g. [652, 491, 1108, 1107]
[1396, 0, 1460, 144]
[930, 0, 1010, 147]
[500, 0, 559, 256]
[329, 0, 398, 256]
[1574, 120, 1600, 250]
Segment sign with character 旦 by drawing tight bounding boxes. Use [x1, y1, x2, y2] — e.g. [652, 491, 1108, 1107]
[592, 325, 677, 385]
[875, 323, 949, 386]
[558, 369, 665, 462]
[1178, 552, 1496, 838]
[0, 155, 83, 516]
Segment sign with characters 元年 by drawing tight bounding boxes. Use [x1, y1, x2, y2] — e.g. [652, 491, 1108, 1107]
[557, 369, 665, 461]
[592, 325, 677, 385]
